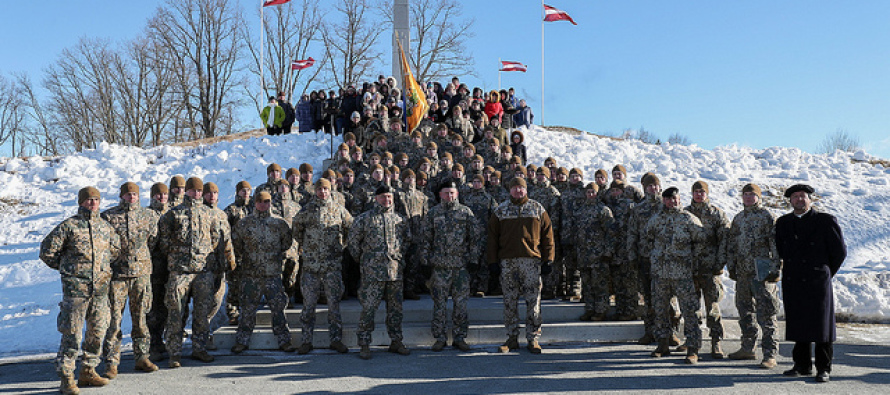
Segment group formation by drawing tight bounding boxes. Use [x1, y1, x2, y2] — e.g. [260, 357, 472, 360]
[40, 80, 846, 395]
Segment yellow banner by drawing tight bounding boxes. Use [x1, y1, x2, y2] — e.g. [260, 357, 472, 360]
[397, 39, 428, 133]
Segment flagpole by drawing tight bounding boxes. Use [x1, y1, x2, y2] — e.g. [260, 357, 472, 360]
[498, 58, 502, 90]
[260, 1, 265, 100]
[541, 0, 545, 126]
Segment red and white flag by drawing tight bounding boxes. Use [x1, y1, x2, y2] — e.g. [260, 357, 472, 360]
[291, 57, 315, 70]
[263, 0, 291, 7]
[543, 4, 577, 25]
[499, 61, 527, 72]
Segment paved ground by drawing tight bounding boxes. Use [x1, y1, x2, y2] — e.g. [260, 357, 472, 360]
[1, 324, 888, 394]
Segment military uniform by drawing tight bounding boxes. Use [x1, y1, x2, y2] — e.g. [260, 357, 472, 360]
[558, 182, 586, 299]
[395, 185, 430, 295]
[272, 190, 302, 300]
[460, 187, 498, 295]
[421, 200, 480, 343]
[568, 197, 615, 318]
[100, 200, 158, 368]
[146, 199, 169, 357]
[293, 197, 353, 346]
[347, 204, 410, 347]
[603, 191, 638, 319]
[41, 206, 121, 378]
[231, 209, 295, 348]
[685, 199, 731, 344]
[223, 196, 253, 322]
[203, 200, 235, 334]
[627, 193, 663, 326]
[529, 180, 562, 298]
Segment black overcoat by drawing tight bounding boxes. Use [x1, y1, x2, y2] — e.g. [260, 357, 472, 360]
[775, 208, 846, 342]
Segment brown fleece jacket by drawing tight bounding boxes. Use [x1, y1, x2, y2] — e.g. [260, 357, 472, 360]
[486, 196, 555, 264]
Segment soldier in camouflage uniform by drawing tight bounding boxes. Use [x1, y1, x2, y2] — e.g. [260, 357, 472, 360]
[726, 183, 782, 369]
[460, 175, 498, 296]
[168, 175, 186, 209]
[487, 178, 555, 354]
[627, 174, 665, 336]
[295, 163, 316, 205]
[395, 169, 430, 299]
[603, 180, 639, 321]
[422, 180, 480, 351]
[254, 163, 283, 201]
[101, 182, 160, 378]
[159, 177, 235, 367]
[201, 182, 235, 349]
[684, 180, 731, 359]
[594, 169, 609, 201]
[222, 181, 253, 325]
[487, 171, 510, 204]
[41, 187, 121, 394]
[646, 187, 705, 364]
[147, 182, 170, 361]
[530, 167, 562, 299]
[286, 168, 302, 202]
[230, 191, 298, 354]
[569, 183, 615, 321]
[559, 168, 586, 302]
[272, 180, 302, 306]
[611, 165, 644, 203]
[293, 179, 353, 354]
[347, 186, 411, 360]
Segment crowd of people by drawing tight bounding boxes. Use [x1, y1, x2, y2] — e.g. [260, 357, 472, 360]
[41, 76, 846, 395]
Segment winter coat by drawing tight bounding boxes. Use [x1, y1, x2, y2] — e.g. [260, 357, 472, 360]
[101, 201, 158, 278]
[40, 207, 122, 287]
[513, 105, 534, 128]
[486, 196, 555, 264]
[279, 101, 296, 127]
[158, 196, 233, 273]
[232, 209, 293, 278]
[776, 208, 846, 343]
[296, 99, 313, 132]
[260, 105, 285, 128]
[484, 101, 504, 124]
[292, 197, 353, 273]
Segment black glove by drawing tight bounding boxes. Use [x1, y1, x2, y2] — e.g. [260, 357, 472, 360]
[540, 260, 553, 276]
[712, 269, 725, 276]
[468, 260, 480, 273]
[488, 262, 501, 278]
[728, 269, 737, 281]
[764, 272, 780, 283]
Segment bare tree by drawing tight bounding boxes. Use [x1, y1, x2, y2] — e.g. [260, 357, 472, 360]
[0, 74, 28, 156]
[321, 0, 384, 89]
[15, 73, 61, 156]
[377, 0, 475, 83]
[242, 0, 327, 112]
[816, 128, 861, 154]
[667, 133, 691, 145]
[148, 0, 246, 139]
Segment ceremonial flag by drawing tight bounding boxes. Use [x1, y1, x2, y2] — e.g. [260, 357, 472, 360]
[263, 0, 291, 7]
[291, 57, 315, 70]
[500, 61, 528, 72]
[397, 40, 428, 133]
[543, 4, 577, 25]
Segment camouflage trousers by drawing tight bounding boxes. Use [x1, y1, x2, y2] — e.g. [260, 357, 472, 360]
[300, 269, 344, 344]
[236, 275, 292, 347]
[558, 247, 582, 298]
[431, 267, 470, 342]
[694, 274, 725, 340]
[164, 271, 218, 356]
[501, 257, 542, 342]
[208, 272, 227, 333]
[735, 275, 779, 358]
[612, 257, 640, 318]
[225, 267, 242, 321]
[283, 257, 301, 303]
[146, 262, 168, 352]
[357, 279, 404, 346]
[541, 250, 559, 298]
[55, 277, 110, 377]
[580, 263, 612, 316]
[403, 243, 424, 293]
[104, 275, 151, 366]
[652, 276, 702, 350]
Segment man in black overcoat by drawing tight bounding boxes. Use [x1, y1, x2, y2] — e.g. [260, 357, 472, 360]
[775, 184, 846, 383]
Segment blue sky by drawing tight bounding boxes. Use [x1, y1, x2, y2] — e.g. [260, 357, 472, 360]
[1, 1, 888, 157]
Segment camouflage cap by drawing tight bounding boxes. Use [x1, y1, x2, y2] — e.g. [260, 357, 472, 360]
[169, 175, 186, 189]
[509, 156, 522, 164]
[322, 169, 337, 179]
[426, 141, 438, 150]
[338, 143, 349, 151]
[492, 171, 502, 179]
[463, 143, 475, 152]
[452, 163, 464, 172]
[544, 157, 557, 166]
[569, 168, 582, 176]
[507, 177, 527, 189]
[595, 169, 608, 178]
[185, 177, 203, 191]
[557, 167, 569, 176]
[267, 163, 282, 174]
[343, 132, 356, 142]
[315, 178, 332, 189]
[483, 165, 495, 173]
[417, 171, 429, 180]
[119, 182, 139, 197]
[584, 182, 599, 192]
[441, 152, 453, 160]
[527, 164, 537, 173]
[641, 171, 656, 184]
[514, 167, 528, 177]
[78, 186, 100, 204]
[472, 174, 485, 183]
[396, 152, 409, 161]
[742, 183, 762, 197]
[692, 180, 709, 194]
[277, 179, 290, 187]
[256, 191, 272, 202]
[612, 164, 627, 176]
[411, 130, 422, 138]
[402, 169, 416, 180]
[299, 163, 313, 173]
[236, 180, 252, 192]
[642, 174, 661, 188]
[203, 182, 219, 193]
[420, 157, 431, 165]
[369, 153, 381, 160]
[383, 151, 393, 159]
[286, 167, 300, 179]
[502, 145, 512, 154]
[151, 182, 168, 197]
[342, 167, 355, 175]
[536, 167, 550, 177]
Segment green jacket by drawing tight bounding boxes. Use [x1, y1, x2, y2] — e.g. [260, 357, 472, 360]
[261, 105, 285, 128]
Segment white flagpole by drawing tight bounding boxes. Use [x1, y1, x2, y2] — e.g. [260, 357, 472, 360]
[541, 0, 545, 126]
[498, 58, 502, 90]
[260, 1, 265, 100]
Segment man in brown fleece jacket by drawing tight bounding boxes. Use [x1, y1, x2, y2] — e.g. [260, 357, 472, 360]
[487, 177, 555, 354]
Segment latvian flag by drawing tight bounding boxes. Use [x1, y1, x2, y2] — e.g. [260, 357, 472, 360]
[263, 0, 291, 7]
[291, 57, 315, 70]
[543, 4, 577, 25]
[499, 61, 527, 72]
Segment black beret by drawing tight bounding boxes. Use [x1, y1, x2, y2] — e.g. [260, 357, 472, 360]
[662, 187, 679, 198]
[784, 184, 814, 198]
[375, 185, 393, 195]
[439, 179, 460, 191]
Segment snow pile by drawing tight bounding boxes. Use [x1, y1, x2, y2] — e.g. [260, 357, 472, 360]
[1, 127, 888, 358]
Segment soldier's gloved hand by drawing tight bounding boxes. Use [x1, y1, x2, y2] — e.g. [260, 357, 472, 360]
[713, 269, 725, 276]
[728, 269, 737, 281]
[488, 262, 501, 278]
[468, 260, 480, 272]
[540, 260, 553, 276]
[764, 271, 780, 283]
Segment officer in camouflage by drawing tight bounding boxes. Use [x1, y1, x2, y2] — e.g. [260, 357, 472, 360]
[394, 169, 430, 300]
[348, 185, 411, 360]
[222, 181, 253, 325]
[684, 180, 731, 359]
[254, 163, 283, 200]
[603, 180, 639, 321]
[422, 180, 480, 352]
[100, 182, 160, 379]
[41, 187, 121, 394]
[459, 174, 498, 297]
[645, 187, 705, 364]
[168, 176, 186, 209]
[569, 183, 616, 321]
[230, 191, 298, 354]
[726, 183, 782, 369]
[201, 182, 235, 350]
[558, 168, 586, 302]
[627, 174, 664, 336]
[292, 179, 353, 355]
[529, 167, 562, 300]
[146, 182, 170, 361]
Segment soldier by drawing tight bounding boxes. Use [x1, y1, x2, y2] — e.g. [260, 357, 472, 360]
[487, 171, 510, 204]
[422, 180, 480, 351]
[529, 167, 562, 300]
[460, 175, 498, 297]
[684, 180, 731, 359]
[603, 180, 638, 321]
[230, 191, 298, 353]
[395, 169, 430, 299]
[101, 182, 160, 379]
[487, 177, 555, 354]
[347, 186, 411, 360]
[255, 164, 283, 200]
[222, 181, 253, 325]
[559, 168, 586, 302]
[726, 183, 782, 369]
[295, 163, 315, 205]
[168, 176, 186, 208]
[646, 187, 705, 364]
[159, 177, 234, 367]
[286, 167, 301, 202]
[627, 174, 665, 336]
[570, 183, 615, 321]
[146, 183, 170, 361]
[273, 180, 302, 306]
[611, 165, 644, 202]
[293, 179, 354, 354]
[594, 169, 609, 200]
[201, 182, 235, 350]
[41, 187, 121, 394]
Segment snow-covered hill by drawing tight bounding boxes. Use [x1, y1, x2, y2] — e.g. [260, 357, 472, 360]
[1, 126, 888, 359]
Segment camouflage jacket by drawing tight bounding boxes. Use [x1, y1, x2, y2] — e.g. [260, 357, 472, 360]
[40, 207, 122, 288]
[601, 184, 644, 204]
[223, 196, 253, 230]
[726, 203, 780, 277]
[460, 188, 498, 229]
[348, 204, 410, 282]
[253, 176, 280, 201]
[158, 196, 232, 273]
[233, 210, 293, 277]
[149, 199, 168, 216]
[148, 199, 168, 277]
[395, 186, 430, 243]
[559, 183, 587, 245]
[293, 198, 353, 273]
[627, 194, 663, 262]
[486, 184, 510, 204]
[685, 200, 731, 275]
[296, 180, 315, 205]
[645, 206, 705, 279]
[339, 184, 363, 216]
[569, 199, 616, 265]
[603, 193, 635, 257]
[101, 201, 158, 278]
[167, 193, 184, 210]
[204, 202, 236, 273]
[421, 201, 479, 268]
[271, 194, 301, 260]
[529, 180, 562, 236]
